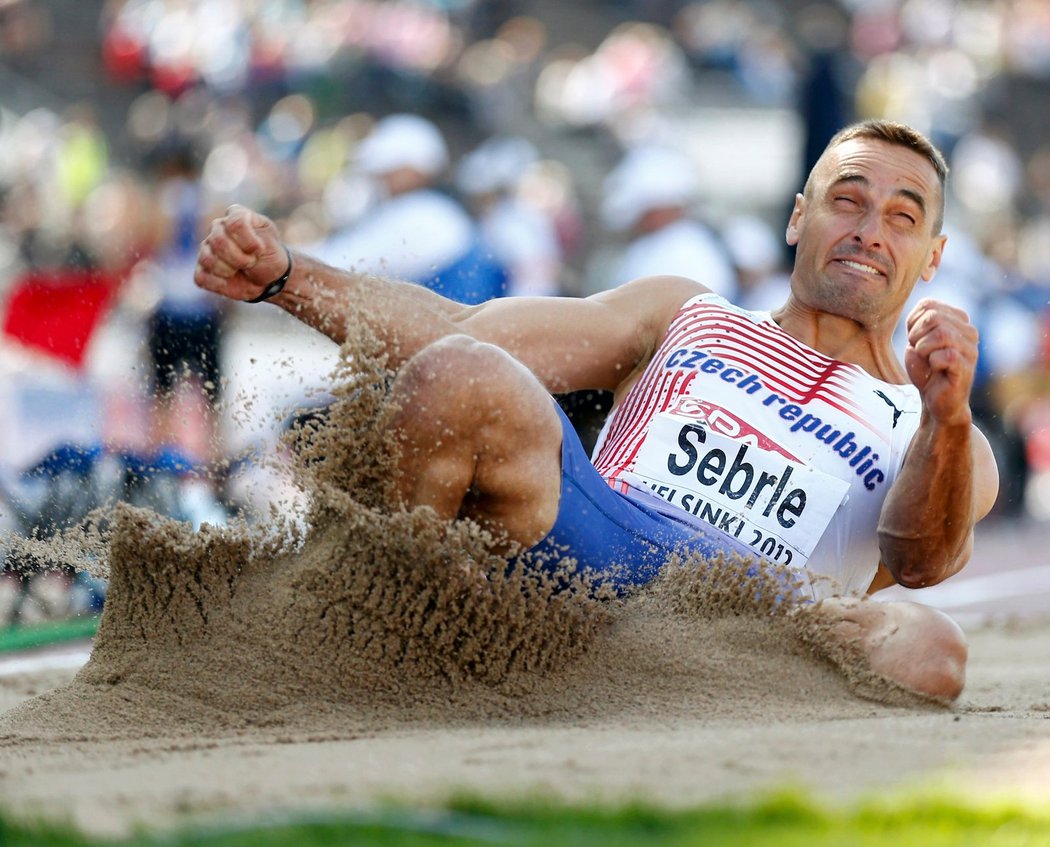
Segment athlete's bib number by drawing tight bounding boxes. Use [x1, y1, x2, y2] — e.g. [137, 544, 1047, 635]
[628, 413, 849, 567]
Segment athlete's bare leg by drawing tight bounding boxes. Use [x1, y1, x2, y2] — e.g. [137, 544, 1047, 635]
[809, 596, 967, 701]
[388, 335, 563, 553]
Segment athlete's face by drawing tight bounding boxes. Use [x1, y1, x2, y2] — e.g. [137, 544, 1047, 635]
[785, 138, 947, 329]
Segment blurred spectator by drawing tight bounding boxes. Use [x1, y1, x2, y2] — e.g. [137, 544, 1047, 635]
[0, 0, 51, 70]
[457, 16, 550, 132]
[674, 0, 798, 106]
[456, 135, 564, 297]
[138, 136, 228, 466]
[534, 21, 691, 140]
[795, 3, 856, 181]
[720, 213, 790, 313]
[950, 121, 1025, 240]
[589, 144, 737, 297]
[306, 113, 508, 304]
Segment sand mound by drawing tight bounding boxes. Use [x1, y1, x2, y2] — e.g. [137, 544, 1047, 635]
[0, 329, 932, 748]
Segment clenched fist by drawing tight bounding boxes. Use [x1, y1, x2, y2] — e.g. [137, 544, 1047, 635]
[904, 298, 979, 428]
[194, 205, 289, 302]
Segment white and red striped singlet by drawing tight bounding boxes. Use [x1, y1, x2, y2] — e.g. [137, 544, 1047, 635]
[591, 294, 922, 596]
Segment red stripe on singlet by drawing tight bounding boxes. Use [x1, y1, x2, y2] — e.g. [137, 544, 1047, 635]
[595, 306, 702, 477]
[651, 307, 847, 411]
[684, 307, 874, 426]
[599, 366, 681, 479]
[593, 298, 895, 478]
[689, 308, 830, 375]
[689, 308, 859, 390]
[710, 335, 866, 422]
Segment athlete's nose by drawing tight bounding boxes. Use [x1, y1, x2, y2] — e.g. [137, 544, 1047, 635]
[853, 210, 883, 250]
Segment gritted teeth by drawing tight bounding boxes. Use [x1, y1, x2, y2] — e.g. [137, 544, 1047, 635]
[839, 259, 883, 276]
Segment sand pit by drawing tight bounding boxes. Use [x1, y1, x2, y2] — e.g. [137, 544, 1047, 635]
[2, 337, 1049, 837]
[3, 612, 1048, 838]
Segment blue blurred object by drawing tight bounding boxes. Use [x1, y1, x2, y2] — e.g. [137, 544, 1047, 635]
[420, 236, 508, 305]
[15, 442, 227, 536]
[23, 444, 104, 479]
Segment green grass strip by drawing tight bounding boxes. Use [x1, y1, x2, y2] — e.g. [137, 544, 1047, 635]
[2, 791, 1049, 847]
[0, 614, 99, 653]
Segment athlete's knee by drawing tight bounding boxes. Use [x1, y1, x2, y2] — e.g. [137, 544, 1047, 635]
[394, 334, 563, 469]
[390, 335, 562, 545]
[395, 335, 512, 407]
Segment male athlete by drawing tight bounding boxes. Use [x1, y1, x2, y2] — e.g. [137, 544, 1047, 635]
[195, 120, 999, 702]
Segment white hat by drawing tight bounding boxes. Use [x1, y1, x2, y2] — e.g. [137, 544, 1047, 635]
[722, 214, 781, 273]
[456, 136, 539, 196]
[355, 114, 449, 177]
[601, 145, 699, 231]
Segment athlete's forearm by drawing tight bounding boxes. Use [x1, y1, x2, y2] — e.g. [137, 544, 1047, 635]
[269, 249, 474, 363]
[876, 413, 975, 589]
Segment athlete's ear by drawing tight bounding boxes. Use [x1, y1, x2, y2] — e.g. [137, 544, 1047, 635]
[920, 233, 948, 283]
[786, 193, 805, 247]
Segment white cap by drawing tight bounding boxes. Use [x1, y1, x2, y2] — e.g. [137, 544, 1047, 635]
[722, 214, 781, 273]
[456, 136, 539, 196]
[355, 114, 449, 177]
[601, 145, 699, 231]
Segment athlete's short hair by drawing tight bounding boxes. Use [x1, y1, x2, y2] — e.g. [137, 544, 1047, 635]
[807, 120, 949, 232]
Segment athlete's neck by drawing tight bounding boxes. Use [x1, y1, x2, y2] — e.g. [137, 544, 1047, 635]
[771, 299, 907, 384]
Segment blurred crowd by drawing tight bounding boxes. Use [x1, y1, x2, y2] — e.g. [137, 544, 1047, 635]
[3, 0, 1050, 626]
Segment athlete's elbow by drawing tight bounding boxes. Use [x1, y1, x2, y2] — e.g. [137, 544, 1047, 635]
[892, 565, 945, 590]
[879, 541, 969, 590]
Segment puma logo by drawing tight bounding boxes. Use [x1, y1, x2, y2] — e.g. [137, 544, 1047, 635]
[875, 390, 902, 428]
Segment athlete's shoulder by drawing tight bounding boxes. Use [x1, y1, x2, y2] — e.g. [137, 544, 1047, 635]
[616, 274, 714, 329]
[609, 274, 711, 308]
[659, 287, 781, 334]
[588, 276, 712, 376]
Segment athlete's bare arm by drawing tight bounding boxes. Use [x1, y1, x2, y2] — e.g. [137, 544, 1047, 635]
[876, 299, 999, 589]
[195, 205, 703, 394]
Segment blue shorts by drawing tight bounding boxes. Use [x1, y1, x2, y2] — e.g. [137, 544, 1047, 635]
[523, 404, 759, 594]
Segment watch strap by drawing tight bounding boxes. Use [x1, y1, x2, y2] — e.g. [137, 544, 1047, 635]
[248, 245, 293, 303]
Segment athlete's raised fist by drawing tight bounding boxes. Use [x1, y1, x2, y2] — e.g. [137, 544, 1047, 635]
[903, 298, 979, 428]
[194, 205, 288, 302]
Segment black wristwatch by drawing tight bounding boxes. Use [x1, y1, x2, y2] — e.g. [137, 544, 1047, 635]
[248, 245, 293, 303]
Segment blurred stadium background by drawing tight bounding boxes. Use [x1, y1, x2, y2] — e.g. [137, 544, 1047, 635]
[2, 0, 1050, 629]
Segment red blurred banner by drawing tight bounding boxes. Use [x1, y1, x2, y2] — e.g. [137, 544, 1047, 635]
[2, 268, 123, 369]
